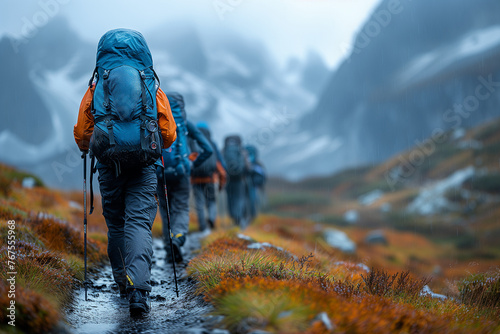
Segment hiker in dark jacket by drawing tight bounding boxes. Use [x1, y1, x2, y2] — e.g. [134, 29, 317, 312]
[191, 122, 227, 232]
[74, 29, 177, 315]
[223, 135, 250, 228]
[156, 93, 213, 263]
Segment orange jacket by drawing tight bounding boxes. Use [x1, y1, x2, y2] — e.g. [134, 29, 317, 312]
[74, 86, 177, 151]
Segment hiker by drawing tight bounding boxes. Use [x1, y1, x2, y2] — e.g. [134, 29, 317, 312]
[191, 122, 227, 232]
[245, 144, 267, 221]
[74, 29, 177, 315]
[156, 92, 213, 263]
[223, 135, 250, 228]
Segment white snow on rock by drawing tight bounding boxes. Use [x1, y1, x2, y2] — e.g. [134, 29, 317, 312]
[334, 261, 370, 273]
[244, 239, 297, 260]
[237, 233, 253, 241]
[315, 312, 333, 331]
[343, 210, 359, 223]
[22, 177, 35, 189]
[247, 242, 284, 252]
[358, 189, 384, 206]
[324, 229, 356, 253]
[407, 167, 475, 215]
[69, 200, 83, 211]
[420, 285, 447, 300]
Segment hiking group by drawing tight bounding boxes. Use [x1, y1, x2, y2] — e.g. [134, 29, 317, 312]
[73, 29, 266, 315]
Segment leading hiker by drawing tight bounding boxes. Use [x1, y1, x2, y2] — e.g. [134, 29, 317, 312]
[73, 29, 177, 315]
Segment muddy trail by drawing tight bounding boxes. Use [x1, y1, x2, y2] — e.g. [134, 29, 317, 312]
[64, 231, 225, 334]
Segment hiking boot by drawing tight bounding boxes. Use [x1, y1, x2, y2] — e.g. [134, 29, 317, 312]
[172, 237, 183, 263]
[129, 289, 151, 315]
[208, 219, 215, 229]
[118, 284, 128, 299]
[166, 237, 183, 263]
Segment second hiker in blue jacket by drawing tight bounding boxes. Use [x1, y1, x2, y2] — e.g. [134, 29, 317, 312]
[156, 92, 213, 263]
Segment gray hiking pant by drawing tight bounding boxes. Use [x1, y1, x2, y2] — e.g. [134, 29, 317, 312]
[193, 183, 217, 231]
[156, 168, 190, 246]
[226, 177, 247, 228]
[98, 164, 157, 292]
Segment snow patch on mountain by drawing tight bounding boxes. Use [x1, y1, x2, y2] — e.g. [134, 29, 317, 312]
[407, 166, 475, 215]
[398, 26, 500, 86]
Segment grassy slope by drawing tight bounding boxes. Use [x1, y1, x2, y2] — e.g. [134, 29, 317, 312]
[188, 216, 500, 333]
[263, 118, 500, 291]
[0, 164, 108, 334]
[187, 118, 500, 333]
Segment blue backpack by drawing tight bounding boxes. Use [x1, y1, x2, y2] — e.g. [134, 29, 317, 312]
[223, 135, 246, 178]
[245, 145, 266, 187]
[89, 29, 162, 171]
[162, 92, 191, 181]
[191, 127, 217, 178]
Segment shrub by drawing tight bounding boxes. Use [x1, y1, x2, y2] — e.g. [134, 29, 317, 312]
[0, 282, 59, 334]
[458, 272, 500, 309]
[361, 268, 432, 299]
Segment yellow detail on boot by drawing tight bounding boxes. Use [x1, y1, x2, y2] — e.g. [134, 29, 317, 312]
[175, 233, 183, 239]
[126, 274, 134, 286]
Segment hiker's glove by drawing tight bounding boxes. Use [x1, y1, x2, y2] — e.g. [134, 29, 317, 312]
[80, 149, 89, 157]
[188, 152, 199, 161]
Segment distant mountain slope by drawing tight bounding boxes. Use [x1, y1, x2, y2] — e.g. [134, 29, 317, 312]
[275, 0, 500, 178]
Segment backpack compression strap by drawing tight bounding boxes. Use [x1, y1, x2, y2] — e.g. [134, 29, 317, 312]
[102, 70, 116, 147]
[139, 70, 156, 154]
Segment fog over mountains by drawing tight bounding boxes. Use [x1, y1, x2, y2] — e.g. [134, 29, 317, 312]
[277, 0, 500, 178]
[0, 18, 317, 188]
[2, 0, 500, 188]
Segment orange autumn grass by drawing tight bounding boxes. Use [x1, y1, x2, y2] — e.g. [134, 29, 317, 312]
[188, 217, 500, 334]
[0, 165, 108, 334]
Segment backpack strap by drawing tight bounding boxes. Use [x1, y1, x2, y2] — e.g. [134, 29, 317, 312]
[152, 69, 160, 85]
[139, 70, 152, 155]
[102, 70, 116, 147]
[89, 68, 98, 114]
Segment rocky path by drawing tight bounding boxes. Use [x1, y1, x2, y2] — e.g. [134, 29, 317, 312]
[64, 231, 227, 334]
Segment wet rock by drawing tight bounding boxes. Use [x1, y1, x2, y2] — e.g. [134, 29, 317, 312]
[22, 177, 36, 188]
[358, 189, 383, 206]
[380, 202, 391, 213]
[324, 229, 356, 253]
[178, 328, 211, 334]
[364, 230, 388, 245]
[421, 285, 447, 300]
[277, 310, 292, 318]
[343, 210, 359, 223]
[313, 312, 333, 331]
[211, 330, 230, 334]
[151, 280, 159, 286]
[154, 294, 166, 302]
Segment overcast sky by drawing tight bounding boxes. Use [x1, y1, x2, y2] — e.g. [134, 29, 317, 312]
[0, 0, 381, 68]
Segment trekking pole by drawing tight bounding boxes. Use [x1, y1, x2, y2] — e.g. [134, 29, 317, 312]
[82, 151, 88, 301]
[161, 157, 180, 297]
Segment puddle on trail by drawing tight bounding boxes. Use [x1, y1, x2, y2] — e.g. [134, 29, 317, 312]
[65, 231, 221, 334]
